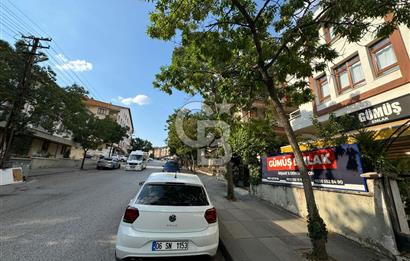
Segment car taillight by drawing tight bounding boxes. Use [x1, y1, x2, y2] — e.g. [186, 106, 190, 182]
[123, 206, 139, 223]
[204, 207, 217, 224]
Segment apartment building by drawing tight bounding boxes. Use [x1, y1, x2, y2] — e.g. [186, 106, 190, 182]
[150, 146, 170, 159]
[83, 98, 134, 157]
[289, 20, 410, 158]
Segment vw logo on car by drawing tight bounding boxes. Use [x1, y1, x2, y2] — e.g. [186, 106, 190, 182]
[169, 214, 176, 222]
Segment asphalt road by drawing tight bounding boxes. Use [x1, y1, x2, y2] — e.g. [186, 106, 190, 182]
[0, 161, 225, 261]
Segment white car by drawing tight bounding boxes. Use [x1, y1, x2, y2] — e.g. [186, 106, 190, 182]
[115, 172, 219, 260]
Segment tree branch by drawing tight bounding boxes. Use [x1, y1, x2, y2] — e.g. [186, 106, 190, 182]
[255, 0, 272, 22]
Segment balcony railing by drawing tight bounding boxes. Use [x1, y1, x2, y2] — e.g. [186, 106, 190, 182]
[288, 109, 301, 120]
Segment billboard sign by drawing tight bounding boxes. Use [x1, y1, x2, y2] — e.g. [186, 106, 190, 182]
[261, 144, 367, 192]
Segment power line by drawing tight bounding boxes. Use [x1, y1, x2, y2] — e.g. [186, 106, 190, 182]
[4, 0, 48, 37]
[49, 45, 104, 100]
[0, 2, 35, 35]
[0, 25, 17, 39]
[0, 0, 105, 101]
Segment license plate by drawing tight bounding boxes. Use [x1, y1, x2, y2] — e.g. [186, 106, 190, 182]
[151, 241, 188, 251]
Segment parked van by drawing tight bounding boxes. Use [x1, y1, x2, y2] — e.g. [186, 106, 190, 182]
[125, 150, 148, 171]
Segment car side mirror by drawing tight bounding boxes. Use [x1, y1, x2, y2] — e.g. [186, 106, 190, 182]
[139, 181, 145, 186]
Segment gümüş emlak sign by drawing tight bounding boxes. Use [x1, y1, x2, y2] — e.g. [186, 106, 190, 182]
[261, 144, 367, 192]
[352, 94, 410, 127]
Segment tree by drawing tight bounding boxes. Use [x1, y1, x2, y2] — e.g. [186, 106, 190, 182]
[99, 118, 129, 156]
[230, 111, 286, 185]
[69, 112, 105, 170]
[166, 110, 200, 171]
[130, 137, 153, 152]
[146, 0, 409, 258]
[0, 39, 88, 167]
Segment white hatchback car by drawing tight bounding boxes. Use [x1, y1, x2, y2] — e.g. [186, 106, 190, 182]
[115, 172, 219, 260]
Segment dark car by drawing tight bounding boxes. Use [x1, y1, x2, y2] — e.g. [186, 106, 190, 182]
[162, 160, 180, 172]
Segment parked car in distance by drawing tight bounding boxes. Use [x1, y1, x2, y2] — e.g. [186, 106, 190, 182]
[115, 172, 219, 260]
[97, 157, 121, 170]
[162, 160, 180, 172]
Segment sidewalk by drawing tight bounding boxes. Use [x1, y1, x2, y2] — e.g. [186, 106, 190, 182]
[29, 165, 95, 176]
[199, 174, 390, 261]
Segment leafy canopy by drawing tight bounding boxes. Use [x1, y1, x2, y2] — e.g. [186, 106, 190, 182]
[0, 39, 89, 135]
[131, 137, 153, 152]
[148, 0, 409, 108]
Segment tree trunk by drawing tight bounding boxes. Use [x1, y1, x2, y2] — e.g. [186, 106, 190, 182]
[0, 128, 15, 169]
[81, 149, 87, 170]
[226, 161, 236, 201]
[267, 91, 328, 259]
[109, 143, 113, 157]
[190, 153, 196, 171]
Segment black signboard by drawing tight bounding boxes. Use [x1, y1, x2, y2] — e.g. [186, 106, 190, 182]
[349, 94, 410, 127]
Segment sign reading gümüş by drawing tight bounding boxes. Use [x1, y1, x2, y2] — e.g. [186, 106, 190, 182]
[261, 144, 367, 192]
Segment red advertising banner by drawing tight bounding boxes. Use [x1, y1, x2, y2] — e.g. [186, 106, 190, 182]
[266, 148, 337, 171]
[261, 144, 368, 192]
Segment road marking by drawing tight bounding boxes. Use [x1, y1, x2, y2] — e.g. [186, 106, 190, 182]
[146, 166, 163, 170]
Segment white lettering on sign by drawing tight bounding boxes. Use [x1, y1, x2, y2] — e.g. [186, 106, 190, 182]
[358, 101, 402, 123]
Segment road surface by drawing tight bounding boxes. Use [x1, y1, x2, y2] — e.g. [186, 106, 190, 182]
[0, 160, 224, 261]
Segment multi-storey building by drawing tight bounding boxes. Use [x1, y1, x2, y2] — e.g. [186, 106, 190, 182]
[150, 146, 170, 159]
[288, 20, 410, 158]
[83, 98, 134, 157]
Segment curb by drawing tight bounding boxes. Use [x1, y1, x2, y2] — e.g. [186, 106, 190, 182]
[28, 167, 96, 177]
[195, 169, 214, 176]
[219, 237, 234, 261]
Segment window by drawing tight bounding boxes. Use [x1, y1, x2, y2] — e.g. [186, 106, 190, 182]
[369, 38, 398, 76]
[324, 26, 338, 44]
[41, 141, 49, 152]
[316, 75, 330, 102]
[334, 55, 365, 93]
[97, 107, 107, 115]
[137, 183, 209, 206]
[60, 145, 67, 154]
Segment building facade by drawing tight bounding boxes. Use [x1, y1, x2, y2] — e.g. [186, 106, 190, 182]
[82, 98, 134, 157]
[150, 146, 170, 159]
[289, 21, 410, 157]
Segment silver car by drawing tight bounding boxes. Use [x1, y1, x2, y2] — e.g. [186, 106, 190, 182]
[97, 157, 121, 170]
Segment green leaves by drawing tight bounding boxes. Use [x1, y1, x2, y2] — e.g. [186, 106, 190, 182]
[131, 138, 153, 152]
[0, 39, 89, 136]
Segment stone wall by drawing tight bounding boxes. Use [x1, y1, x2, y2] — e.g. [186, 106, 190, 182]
[252, 178, 402, 257]
[9, 157, 97, 172]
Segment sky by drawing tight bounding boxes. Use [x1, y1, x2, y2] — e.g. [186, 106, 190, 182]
[0, 0, 200, 146]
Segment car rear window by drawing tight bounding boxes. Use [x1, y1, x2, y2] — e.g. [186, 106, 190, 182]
[136, 183, 209, 206]
[165, 162, 179, 167]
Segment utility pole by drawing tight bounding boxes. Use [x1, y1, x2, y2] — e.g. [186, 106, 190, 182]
[0, 35, 51, 168]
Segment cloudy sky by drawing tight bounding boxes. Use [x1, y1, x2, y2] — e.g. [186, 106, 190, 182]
[0, 0, 200, 146]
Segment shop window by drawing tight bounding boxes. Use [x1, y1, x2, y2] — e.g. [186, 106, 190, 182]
[334, 55, 365, 94]
[316, 75, 330, 102]
[369, 38, 399, 77]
